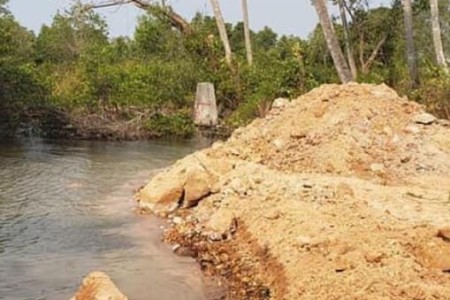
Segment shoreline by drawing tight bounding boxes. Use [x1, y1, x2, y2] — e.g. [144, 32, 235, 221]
[163, 215, 285, 299]
[1, 106, 233, 141]
[0, 121, 232, 142]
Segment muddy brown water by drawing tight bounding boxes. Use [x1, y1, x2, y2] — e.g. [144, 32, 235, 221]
[0, 137, 212, 300]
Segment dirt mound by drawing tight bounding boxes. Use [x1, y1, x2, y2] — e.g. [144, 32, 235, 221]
[137, 83, 450, 299]
[210, 83, 450, 186]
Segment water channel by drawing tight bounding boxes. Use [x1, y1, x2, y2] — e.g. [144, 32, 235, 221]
[0, 137, 211, 300]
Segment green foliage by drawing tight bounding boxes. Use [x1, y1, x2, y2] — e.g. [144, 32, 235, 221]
[0, 61, 47, 107]
[0, 13, 48, 134]
[145, 111, 194, 137]
[134, 15, 185, 59]
[2, 1, 450, 138]
[35, 4, 108, 64]
[254, 26, 278, 51]
[229, 36, 318, 126]
[48, 50, 198, 110]
[0, 13, 47, 111]
[410, 67, 450, 119]
[0, 16, 35, 63]
[0, 0, 9, 16]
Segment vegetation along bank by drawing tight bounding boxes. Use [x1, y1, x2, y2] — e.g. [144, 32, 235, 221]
[1, 0, 450, 140]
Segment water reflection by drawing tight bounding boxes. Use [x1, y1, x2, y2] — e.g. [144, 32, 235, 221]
[0, 137, 210, 300]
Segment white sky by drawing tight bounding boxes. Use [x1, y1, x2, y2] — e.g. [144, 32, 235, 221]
[8, 0, 392, 38]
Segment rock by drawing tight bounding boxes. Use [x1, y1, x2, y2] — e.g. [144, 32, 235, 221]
[413, 113, 437, 125]
[264, 210, 282, 220]
[437, 119, 450, 127]
[290, 129, 307, 139]
[172, 216, 183, 225]
[413, 238, 450, 271]
[206, 210, 235, 235]
[174, 245, 196, 257]
[272, 97, 290, 109]
[370, 163, 385, 172]
[183, 165, 213, 208]
[138, 168, 185, 214]
[314, 103, 329, 118]
[437, 227, 450, 242]
[70, 271, 128, 300]
[229, 147, 241, 156]
[336, 183, 354, 198]
[391, 134, 400, 144]
[297, 235, 312, 247]
[405, 125, 421, 134]
[298, 235, 330, 248]
[383, 126, 393, 136]
[228, 178, 247, 195]
[272, 138, 286, 150]
[333, 251, 362, 272]
[138, 153, 233, 214]
[208, 232, 223, 242]
[211, 141, 224, 150]
[364, 251, 384, 264]
[172, 244, 181, 251]
[400, 156, 412, 163]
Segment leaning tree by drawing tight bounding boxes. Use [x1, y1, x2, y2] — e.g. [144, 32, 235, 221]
[312, 0, 353, 83]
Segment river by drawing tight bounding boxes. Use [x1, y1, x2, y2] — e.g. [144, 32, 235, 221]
[0, 137, 212, 300]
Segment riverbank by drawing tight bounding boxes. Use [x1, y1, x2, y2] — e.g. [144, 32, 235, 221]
[0, 106, 194, 140]
[136, 83, 450, 299]
[0, 105, 234, 141]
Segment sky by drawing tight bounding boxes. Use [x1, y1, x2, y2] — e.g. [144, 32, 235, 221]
[7, 0, 392, 38]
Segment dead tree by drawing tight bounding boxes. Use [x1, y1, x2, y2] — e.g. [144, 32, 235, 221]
[84, 0, 192, 35]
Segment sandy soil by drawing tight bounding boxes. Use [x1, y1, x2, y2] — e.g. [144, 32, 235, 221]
[138, 83, 450, 299]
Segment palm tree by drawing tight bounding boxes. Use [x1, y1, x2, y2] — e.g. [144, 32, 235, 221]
[337, 0, 357, 79]
[209, 0, 233, 66]
[430, 0, 448, 71]
[312, 0, 353, 83]
[241, 0, 253, 66]
[402, 0, 419, 88]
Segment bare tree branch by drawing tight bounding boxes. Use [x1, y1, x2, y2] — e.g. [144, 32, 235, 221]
[85, 0, 193, 35]
[362, 34, 387, 74]
[84, 0, 132, 10]
[342, 0, 355, 20]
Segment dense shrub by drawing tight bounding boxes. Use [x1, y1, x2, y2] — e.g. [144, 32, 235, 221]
[145, 111, 195, 137]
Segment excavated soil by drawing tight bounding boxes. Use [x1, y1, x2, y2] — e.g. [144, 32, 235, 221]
[138, 83, 450, 299]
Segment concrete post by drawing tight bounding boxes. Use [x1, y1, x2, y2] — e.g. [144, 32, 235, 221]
[194, 82, 218, 127]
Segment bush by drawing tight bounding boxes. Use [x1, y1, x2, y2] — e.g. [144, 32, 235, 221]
[145, 110, 195, 137]
[410, 68, 450, 119]
[48, 54, 199, 112]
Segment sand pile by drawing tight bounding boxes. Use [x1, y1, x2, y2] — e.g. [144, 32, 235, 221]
[137, 83, 450, 299]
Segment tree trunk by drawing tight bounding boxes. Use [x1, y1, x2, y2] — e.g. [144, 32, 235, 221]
[337, 0, 357, 79]
[241, 0, 253, 66]
[430, 0, 448, 70]
[312, 0, 353, 83]
[402, 0, 419, 88]
[209, 0, 233, 66]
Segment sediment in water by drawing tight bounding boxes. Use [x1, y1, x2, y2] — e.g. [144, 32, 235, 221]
[137, 83, 450, 299]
